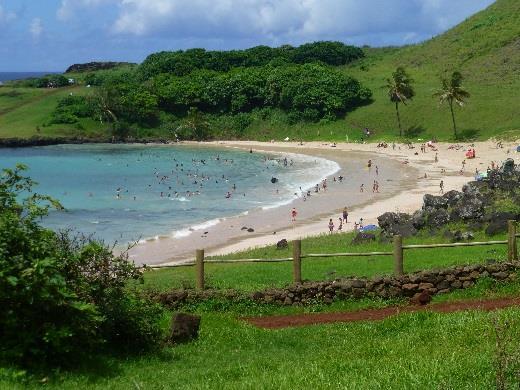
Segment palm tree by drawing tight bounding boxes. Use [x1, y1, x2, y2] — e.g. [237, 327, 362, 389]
[385, 67, 415, 136]
[433, 71, 470, 138]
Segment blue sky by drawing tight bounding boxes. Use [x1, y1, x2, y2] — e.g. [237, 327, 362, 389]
[0, 0, 495, 71]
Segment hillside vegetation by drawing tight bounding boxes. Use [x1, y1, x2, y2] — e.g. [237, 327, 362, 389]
[0, 0, 519, 142]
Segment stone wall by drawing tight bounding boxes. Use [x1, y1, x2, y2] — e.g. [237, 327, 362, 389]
[155, 260, 520, 308]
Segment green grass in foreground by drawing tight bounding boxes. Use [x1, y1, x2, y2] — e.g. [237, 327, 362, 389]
[143, 229, 509, 292]
[3, 276, 520, 389]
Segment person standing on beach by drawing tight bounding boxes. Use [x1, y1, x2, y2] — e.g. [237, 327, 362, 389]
[328, 218, 334, 234]
[360, 184, 364, 192]
[338, 217, 343, 231]
[342, 207, 349, 223]
[440, 180, 444, 194]
[291, 207, 298, 222]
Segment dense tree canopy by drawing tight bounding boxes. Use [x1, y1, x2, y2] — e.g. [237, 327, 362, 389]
[138, 41, 364, 79]
[139, 64, 370, 124]
[43, 41, 371, 139]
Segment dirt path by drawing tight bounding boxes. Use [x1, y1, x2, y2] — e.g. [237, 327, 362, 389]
[244, 297, 520, 329]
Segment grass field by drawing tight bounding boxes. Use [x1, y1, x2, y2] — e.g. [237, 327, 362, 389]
[0, 85, 107, 139]
[143, 229, 509, 292]
[2, 224, 519, 388]
[2, 275, 520, 389]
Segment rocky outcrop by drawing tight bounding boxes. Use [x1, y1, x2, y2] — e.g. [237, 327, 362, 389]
[155, 261, 520, 308]
[377, 160, 520, 238]
[377, 212, 417, 238]
[65, 62, 135, 73]
[484, 212, 520, 235]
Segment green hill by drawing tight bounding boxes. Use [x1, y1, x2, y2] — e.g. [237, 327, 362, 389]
[0, 0, 519, 142]
[336, 0, 520, 141]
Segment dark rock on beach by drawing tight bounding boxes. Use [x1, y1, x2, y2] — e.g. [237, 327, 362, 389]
[276, 239, 288, 249]
[352, 232, 376, 245]
[377, 212, 417, 238]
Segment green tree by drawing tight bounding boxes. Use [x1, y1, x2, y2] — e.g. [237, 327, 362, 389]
[385, 67, 415, 136]
[0, 165, 163, 366]
[90, 85, 120, 125]
[177, 107, 210, 140]
[433, 71, 470, 138]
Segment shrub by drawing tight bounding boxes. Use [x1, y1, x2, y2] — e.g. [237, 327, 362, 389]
[0, 165, 164, 367]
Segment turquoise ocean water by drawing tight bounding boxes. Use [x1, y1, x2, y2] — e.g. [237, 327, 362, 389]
[0, 144, 338, 244]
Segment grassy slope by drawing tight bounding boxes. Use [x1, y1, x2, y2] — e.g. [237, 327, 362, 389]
[0, 86, 106, 139]
[339, 0, 520, 141]
[242, 0, 520, 142]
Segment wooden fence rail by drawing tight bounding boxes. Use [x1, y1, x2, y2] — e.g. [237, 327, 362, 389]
[146, 220, 519, 290]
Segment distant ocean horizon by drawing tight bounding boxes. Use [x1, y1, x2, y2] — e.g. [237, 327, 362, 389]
[0, 72, 59, 82]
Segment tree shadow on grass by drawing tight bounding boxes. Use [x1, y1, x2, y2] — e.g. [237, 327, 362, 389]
[3, 348, 178, 387]
[455, 128, 480, 141]
[404, 125, 427, 139]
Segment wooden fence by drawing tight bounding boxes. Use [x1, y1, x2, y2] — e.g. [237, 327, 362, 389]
[149, 220, 519, 290]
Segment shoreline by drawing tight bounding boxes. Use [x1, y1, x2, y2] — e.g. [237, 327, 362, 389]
[134, 139, 519, 265]
[128, 142, 419, 265]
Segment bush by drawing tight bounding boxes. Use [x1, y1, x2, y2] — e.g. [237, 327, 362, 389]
[48, 96, 94, 125]
[0, 165, 164, 367]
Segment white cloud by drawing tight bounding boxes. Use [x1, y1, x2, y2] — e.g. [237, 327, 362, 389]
[54, 0, 495, 47]
[57, 0, 114, 21]
[30, 18, 43, 39]
[0, 2, 16, 26]
[109, 0, 494, 43]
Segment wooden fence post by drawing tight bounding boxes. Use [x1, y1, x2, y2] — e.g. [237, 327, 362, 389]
[393, 235, 404, 276]
[293, 239, 302, 284]
[508, 221, 518, 261]
[196, 249, 205, 290]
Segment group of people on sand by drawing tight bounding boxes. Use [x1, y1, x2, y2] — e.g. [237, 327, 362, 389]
[327, 206, 351, 233]
[359, 160, 381, 193]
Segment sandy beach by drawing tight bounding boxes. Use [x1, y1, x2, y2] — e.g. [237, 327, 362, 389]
[128, 139, 519, 266]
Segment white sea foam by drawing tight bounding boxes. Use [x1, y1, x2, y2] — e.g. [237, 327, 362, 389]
[172, 218, 222, 239]
[261, 152, 340, 210]
[172, 197, 190, 202]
